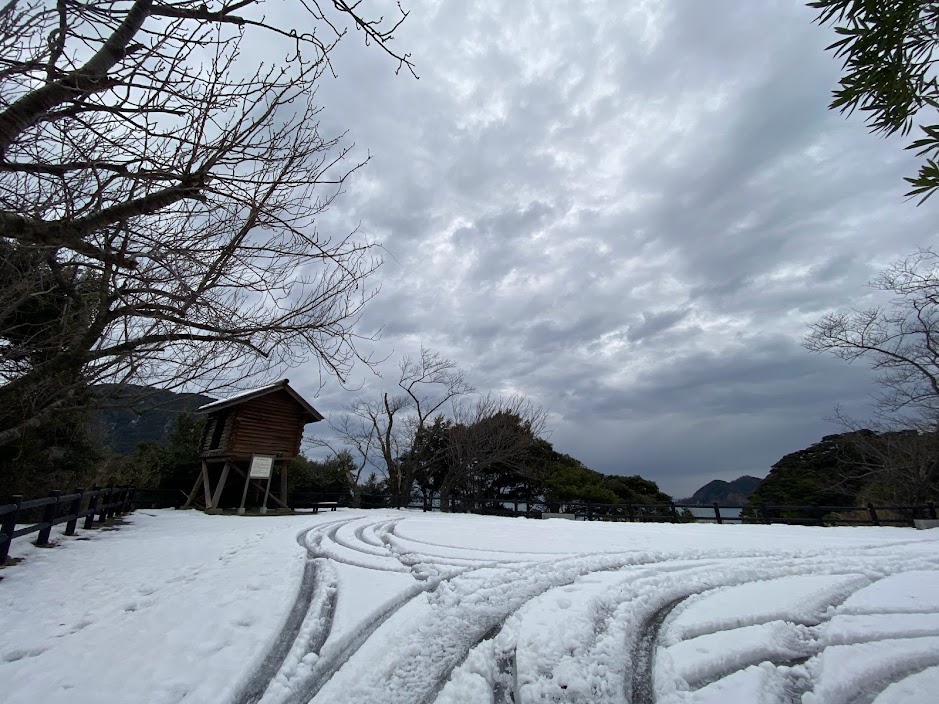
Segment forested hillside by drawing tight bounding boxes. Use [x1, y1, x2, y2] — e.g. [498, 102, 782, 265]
[747, 430, 938, 509]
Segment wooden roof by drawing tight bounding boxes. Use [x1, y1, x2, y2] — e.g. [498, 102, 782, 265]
[197, 379, 324, 423]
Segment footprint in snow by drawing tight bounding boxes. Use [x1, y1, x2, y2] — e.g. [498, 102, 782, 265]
[3, 646, 48, 662]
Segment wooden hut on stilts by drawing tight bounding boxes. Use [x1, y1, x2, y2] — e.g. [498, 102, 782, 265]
[182, 379, 323, 514]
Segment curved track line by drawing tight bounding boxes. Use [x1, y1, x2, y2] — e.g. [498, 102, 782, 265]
[235, 517, 939, 704]
[231, 556, 328, 704]
[631, 595, 688, 704]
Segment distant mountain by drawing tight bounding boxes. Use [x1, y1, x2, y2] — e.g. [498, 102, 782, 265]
[90, 384, 216, 454]
[679, 475, 762, 506]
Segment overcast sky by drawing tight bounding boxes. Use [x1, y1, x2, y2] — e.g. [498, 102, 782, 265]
[277, 0, 935, 498]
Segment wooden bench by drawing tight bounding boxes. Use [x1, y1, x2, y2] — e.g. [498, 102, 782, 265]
[311, 502, 339, 514]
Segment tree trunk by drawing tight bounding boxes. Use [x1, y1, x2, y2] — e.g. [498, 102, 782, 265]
[439, 474, 463, 513]
[349, 485, 362, 508]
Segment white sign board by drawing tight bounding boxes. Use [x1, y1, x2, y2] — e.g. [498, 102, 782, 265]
[249, 455, 275, 479]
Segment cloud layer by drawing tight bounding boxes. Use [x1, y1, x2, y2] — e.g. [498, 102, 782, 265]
[274, 1, 936, 496]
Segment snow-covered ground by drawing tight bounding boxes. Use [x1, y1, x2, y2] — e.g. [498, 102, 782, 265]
[2, 510, 939, 704]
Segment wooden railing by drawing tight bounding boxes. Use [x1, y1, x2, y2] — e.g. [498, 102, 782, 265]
[569, 501, 939, 526]
[401, 496, 939, 527]
[0, 486, 135, 564]
[4, 488, 934, 566]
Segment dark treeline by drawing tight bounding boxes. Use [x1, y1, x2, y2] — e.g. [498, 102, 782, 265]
[0, 406, 673, 513]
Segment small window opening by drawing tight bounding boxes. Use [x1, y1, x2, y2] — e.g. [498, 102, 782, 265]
[209, 411, 229, 450]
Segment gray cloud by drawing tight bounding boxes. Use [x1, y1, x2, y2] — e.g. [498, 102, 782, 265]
[276, 1, 938, 497]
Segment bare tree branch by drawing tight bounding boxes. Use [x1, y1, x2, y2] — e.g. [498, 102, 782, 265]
[0, 0, 415, 446]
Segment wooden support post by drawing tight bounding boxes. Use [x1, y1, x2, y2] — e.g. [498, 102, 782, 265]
[238, 468, 251, 516]
[627, 504, 635, 522]
[929, 501, 937, 520]
[670, 502, 679, 523]
[36, 490, 62, 546]
[713, 503, 722, 525]
[1, 495, 22, 564]
[866, 502, 880, 526]
[211, 463, 231, 509]
[65, 489, 84, 536]
[201, 461, 212, 508]
[226, 463, 290, 511]
[280, 462, 289, 510]
[260, 472, 273, 515]
[760, 503, 771, 525]
[83, 487, 99, 530]
[182, 472, 203, 509]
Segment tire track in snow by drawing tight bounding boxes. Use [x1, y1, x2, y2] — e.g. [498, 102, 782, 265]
[280, 580, 434, 704]
[231, 531, 338, 704]
[242, 516, 939, 704]
[651, 572, 939, 702]
[850, 662, 939, 704]
[630, 595, 688, 704]
[407, 537, 936, 704]
[428, 563, 725, 704]
[268, 518, 480, 704]
[333, 561, 665, 704]
[232, 518, 395, 704]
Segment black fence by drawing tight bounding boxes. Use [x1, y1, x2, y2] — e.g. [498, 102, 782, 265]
[4, 488, 937, 565]
[287, 493, 938, 527]
[0, 486, 135, 564]
[560, 500, 939, 526]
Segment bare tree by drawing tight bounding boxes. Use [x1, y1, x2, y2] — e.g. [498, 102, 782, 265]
[806, 248, 939, 419]
[324, 347, 474, 505]
[807, 249, 939, 503]
[307, 412, 375, 506]
[398, 346, 475, 428]
[0, 0, 415, 447]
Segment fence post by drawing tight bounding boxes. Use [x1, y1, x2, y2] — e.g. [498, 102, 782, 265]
[928, 501, 937, 520]
[670, 502, 679, 523]
[0, 495, 23, 564]
[627, 504, 635, 522]
[760, 503, 771, 525]
[867, 502, 880, 527]
[84, 487, 100, 530]
[118, 486, 131, 515]
[712, 502, 722, 525]
[586, 503, 593, 521]
[98, 487, 112, 523]
[107, 487, 119, 520]
[64, 489, 84, 536]
[36, 490, 62, 546]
